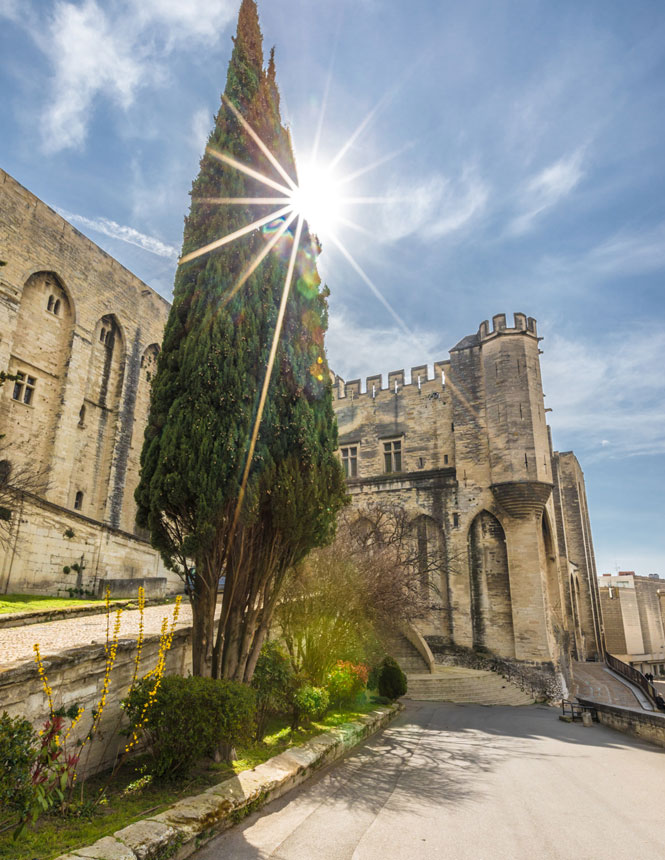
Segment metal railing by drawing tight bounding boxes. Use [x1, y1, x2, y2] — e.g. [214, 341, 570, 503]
[605, 651, 663, 709]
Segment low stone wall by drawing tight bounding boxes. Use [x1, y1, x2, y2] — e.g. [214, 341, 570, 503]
[577, 698, 665, 749]
[0, 626, 191, 775]
[54, 704, 402, 860]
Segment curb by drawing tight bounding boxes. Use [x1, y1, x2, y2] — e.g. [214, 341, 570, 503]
[0, 598, 179, 630]
[54, 703, 403, 860]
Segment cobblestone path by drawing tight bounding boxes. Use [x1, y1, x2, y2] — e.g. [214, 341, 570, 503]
[0, 602, 192, 671]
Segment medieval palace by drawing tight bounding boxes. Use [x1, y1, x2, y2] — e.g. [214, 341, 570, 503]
[0, 169, 603, 672]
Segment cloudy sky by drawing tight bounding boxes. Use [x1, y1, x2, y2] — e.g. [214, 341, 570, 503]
[1, 0, 663, 576]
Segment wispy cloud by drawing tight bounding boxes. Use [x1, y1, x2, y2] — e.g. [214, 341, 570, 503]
[508, 149, 585, 235]
[326, 310, 443, 384]
[2, 0, 235, 152]
[542, 327, 665, 460]
[56, 207, 179, 259]
[377, 167, 488, 243]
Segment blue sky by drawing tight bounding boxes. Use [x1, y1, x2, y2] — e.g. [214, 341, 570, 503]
[1, 0, 663, 576]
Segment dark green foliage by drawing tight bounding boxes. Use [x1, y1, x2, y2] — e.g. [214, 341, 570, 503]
[377, 657, 407, 701]
[251, 640, 293, 740]
[291, 684, 329, 726]
[123, 675, 256, 779]
[134, 0, 347, 681]
[0, 711, 37, 819]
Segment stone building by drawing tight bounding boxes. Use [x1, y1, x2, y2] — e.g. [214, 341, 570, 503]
[332, 312, 604, 670]
[0, 169, 603, 675]
[599, 573, 665, 676]
[0, 169, 179, 598]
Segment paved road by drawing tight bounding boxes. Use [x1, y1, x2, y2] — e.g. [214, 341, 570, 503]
[195, 701, 665, 860]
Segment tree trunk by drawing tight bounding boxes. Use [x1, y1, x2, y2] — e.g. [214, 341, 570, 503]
[190, 571, 217, 677]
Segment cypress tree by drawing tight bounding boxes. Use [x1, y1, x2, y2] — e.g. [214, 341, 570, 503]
[135, 0, 347, 680]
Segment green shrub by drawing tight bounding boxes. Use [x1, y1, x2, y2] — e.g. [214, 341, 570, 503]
[292, 684, 329, 725]
[251, 641, 293, 740]
[0, 712, 37, 819]
[326, 661, 368, 707]
[124, 675, 256, 778]
[377, 657, 407, 700]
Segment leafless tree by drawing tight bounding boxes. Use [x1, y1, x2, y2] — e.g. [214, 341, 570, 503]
[0, 444, 49, 550]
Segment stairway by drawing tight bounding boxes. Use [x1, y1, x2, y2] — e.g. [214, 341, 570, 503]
[406, 666, 535, 706]
[385, 633, 430, 674]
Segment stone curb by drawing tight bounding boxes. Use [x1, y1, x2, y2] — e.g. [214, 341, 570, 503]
[0, 597, 179, 630]
[54, 703, 403, 860]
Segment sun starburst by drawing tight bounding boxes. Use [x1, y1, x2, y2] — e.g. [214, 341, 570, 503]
[178, 92, 420, 536]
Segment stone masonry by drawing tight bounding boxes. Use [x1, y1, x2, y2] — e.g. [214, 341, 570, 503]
[332, 312, 604, 670]
[0, 169, 179, 596]
[0, 171, 603, 676]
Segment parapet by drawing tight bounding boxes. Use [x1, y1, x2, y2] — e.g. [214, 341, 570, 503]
[452, 313, 539, 351]
[334, 361, 450, 399]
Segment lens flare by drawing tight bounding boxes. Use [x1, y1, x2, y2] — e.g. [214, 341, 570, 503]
[289, 163, 343, 237]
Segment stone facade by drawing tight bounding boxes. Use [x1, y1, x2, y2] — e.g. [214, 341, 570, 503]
[333, 312, 604, 669]
[0, 171, 604, 674]
[0, 169, 180, 596]
[599, 573, 665, 676]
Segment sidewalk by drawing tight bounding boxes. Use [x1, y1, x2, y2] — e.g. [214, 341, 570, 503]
[0, 602, 194, 671]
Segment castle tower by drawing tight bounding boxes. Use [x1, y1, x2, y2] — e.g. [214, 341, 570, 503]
[449, 313, 559, 663]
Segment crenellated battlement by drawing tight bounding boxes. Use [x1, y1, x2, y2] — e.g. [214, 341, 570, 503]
[334, 360, 450, 399]
[478, 312, 538, 340]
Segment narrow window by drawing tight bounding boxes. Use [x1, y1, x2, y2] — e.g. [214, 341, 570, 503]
[74, 491, 84, 510]
[383, 439, 402, 473]
[451, 422, 454, 432]
[524, 452, 528, 468]
[78, 404, 86, 427]
[0, 460, 11, 484]
[12, 372, 25, 401]
[100, 327, 106, 342]
[47, 294, 54, 312]
[23, 376, 36, 405]
[444, 454, 449, 465]
[341, 446, 358, 478]
[53, 299, 61, 315]
[453, 513, 459, 528]
[417, 457, 425, 469]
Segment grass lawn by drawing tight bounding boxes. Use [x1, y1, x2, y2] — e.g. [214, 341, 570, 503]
[0, 703, 379, 860]
[0, 594, 105, 615]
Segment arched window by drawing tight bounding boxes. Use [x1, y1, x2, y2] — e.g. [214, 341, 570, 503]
[78, 404, 86, 427]
[74, 491, 84, 510]
[100, 327, 106, 342]
[47, 295, 54, 312]
[53, 299, 61, 316]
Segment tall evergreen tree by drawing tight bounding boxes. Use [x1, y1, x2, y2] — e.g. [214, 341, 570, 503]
[135, 0, 347, 680]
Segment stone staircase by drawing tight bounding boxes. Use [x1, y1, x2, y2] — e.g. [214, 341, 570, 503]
[406, 666, 535, 706]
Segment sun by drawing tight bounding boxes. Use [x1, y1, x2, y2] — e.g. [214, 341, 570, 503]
[289, 162, 343, 237]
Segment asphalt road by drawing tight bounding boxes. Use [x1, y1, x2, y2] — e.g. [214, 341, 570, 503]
[195, 701, 665, 860]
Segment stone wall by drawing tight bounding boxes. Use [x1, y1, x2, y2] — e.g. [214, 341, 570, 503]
[0, 627, 191, 775]
[332, 313, 603, 671]
[0, 168, 180, 595]
[577, 698, 665, 750]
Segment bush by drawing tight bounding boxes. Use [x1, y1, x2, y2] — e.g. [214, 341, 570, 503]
[124, 675, 256, 778]
[0, 712, 37, 820]
[251, 641, 293, 740]
[292, 684, 329, 725]
[378, 657, 407, 700]
[326, 661, 368, 707]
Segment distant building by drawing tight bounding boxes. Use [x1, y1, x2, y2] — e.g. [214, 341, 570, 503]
[599, 573, 665, 676]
